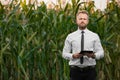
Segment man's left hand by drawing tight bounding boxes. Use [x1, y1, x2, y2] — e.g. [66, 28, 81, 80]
[84, 53, 96, 59]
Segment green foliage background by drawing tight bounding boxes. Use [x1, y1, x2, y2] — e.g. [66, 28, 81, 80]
[0, 0, 120, 80]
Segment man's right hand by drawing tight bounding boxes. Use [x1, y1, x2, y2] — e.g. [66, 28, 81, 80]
[72, 53, 83, 59]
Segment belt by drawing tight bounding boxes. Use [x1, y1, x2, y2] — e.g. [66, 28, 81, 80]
[70, 65, 95, 72]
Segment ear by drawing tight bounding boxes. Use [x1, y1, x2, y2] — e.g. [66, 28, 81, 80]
[75, 17, 77, 24]
[87, 19, 89, 23]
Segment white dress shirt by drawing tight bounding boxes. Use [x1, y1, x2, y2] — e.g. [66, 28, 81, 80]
[62, 28, 104, 67]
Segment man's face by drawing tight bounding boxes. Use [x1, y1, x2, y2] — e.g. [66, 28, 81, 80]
[76, 13, 89, 30]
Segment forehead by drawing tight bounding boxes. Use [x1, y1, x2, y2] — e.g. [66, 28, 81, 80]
[77, 13, 88, 17]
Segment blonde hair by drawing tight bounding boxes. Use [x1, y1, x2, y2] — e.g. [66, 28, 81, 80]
[76, 10, 89, 19]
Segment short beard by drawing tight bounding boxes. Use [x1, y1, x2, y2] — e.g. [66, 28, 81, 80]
[78, 25, 87, 30]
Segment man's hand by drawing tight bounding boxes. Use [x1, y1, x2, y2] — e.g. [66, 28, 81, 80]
[72, 53, 83, 59]
[84, 53, 96, 59]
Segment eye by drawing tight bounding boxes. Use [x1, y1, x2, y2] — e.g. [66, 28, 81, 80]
[78, 18, 82, 20]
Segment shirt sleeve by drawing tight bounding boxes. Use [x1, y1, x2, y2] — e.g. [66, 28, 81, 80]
[94, 34, 104, 60]
[62, 35, 73, 60]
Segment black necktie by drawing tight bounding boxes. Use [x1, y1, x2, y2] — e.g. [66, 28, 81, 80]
[80, 31, 84, 64]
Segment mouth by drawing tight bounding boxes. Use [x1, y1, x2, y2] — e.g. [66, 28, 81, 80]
[79, 23, 86, 27]
[81, 23, 85, 25]
[80, 22, 85, 24]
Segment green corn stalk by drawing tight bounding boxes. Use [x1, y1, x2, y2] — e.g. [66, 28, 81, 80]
[0, 0, 120, 80]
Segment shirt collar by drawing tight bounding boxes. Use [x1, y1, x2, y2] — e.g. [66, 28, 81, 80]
[77, 28, 88, 34]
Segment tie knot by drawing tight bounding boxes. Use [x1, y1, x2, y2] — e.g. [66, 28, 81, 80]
[81, 31, 84, 34]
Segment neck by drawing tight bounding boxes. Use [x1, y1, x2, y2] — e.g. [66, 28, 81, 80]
[79, 27, 86, 30]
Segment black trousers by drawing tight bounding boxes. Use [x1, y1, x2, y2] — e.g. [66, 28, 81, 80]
[70, 66, 97, 80]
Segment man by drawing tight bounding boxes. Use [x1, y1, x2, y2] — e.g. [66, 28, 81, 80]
[62, 10, 104, 80]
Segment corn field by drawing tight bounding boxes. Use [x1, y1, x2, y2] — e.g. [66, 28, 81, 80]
[0, 0, 120, 80]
